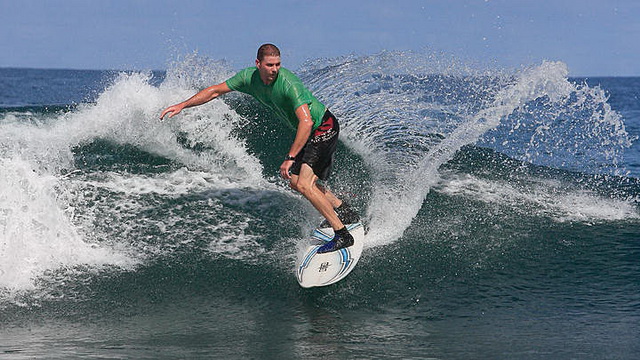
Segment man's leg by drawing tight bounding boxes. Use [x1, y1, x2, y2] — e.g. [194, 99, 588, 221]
[315, 183, 343, 209]
[290, 164, 354, 253]
[292, 164, 344, 231]
[314, 183, 360, 227]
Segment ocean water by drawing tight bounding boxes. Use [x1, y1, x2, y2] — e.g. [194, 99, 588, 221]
[1, 53, 639, 359]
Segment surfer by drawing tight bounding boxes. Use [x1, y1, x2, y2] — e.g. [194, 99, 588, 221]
[160, 44, 359, 253]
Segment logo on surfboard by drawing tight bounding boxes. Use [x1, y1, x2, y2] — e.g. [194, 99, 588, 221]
[318, 262, 330, 272]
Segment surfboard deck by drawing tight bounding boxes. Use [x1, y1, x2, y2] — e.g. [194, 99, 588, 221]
[296, 223, 365, 288]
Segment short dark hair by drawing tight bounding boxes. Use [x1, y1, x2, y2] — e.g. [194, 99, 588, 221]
[257, 44, 280, 61]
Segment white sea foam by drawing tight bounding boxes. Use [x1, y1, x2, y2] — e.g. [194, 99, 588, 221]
[0, 157, 135, 292]
[306, 54, 632, 247]
[0, 61, 274, 294]
[80, 167, 269, 197]
[438, 173, 639, 223]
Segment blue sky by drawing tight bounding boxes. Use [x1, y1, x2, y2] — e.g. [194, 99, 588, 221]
[1, 0, 638, 76]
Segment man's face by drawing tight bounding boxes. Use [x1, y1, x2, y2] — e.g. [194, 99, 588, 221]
[256, 55, 281, 85]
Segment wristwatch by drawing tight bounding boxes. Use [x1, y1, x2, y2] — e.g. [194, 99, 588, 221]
[284, 154, 296, 161]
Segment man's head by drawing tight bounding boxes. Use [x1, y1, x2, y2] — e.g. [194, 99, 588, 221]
[256, 44, 281, 85]
[257, 43, 280, 61]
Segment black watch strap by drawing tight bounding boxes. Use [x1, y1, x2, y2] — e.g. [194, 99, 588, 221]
[284, 155, 296, 161]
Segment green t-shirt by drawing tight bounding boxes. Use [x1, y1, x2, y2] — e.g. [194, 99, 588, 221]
[225, 67, 326, 130]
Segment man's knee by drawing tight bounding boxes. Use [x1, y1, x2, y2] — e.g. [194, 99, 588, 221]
[294, 180, 313, 195]
[294, 164, 317, 196]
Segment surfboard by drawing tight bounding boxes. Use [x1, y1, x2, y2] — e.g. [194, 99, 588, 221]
[296, 223, 365, 288]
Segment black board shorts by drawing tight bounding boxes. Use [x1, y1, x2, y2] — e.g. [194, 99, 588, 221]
[290, 110, 340, 181]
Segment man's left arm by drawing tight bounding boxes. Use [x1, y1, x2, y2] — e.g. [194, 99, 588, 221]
[279, 104, 313, 179]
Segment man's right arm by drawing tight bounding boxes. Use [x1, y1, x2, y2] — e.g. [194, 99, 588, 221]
[160, 82, 232, 120]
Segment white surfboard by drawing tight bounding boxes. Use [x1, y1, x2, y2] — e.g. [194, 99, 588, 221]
[296, 223, 365, 288]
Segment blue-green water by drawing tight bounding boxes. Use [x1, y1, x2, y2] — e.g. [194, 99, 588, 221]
[1, 53, 639, 359]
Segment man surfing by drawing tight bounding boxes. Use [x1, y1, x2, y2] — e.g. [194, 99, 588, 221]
[160, 44, 358, 253]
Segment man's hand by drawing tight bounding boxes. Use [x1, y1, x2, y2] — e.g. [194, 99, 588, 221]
[280, 159, 294, 180]
[160, 103, 185, 120]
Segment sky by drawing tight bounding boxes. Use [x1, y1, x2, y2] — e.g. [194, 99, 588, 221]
[1, 0, 639, 76]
